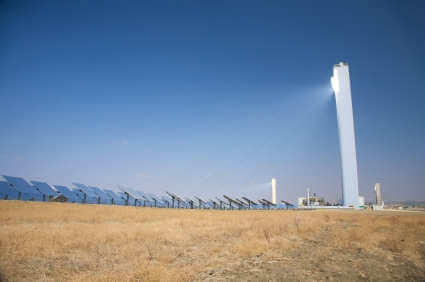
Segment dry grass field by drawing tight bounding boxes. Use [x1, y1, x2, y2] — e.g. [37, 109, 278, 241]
[0, 201, 424, 281]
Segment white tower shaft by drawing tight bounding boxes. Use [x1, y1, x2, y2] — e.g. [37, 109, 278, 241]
[271, 178, 276, 205]
[331, 62, 359, 207]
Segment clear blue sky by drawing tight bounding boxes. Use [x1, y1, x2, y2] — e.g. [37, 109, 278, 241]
[1, 0, 424, 203]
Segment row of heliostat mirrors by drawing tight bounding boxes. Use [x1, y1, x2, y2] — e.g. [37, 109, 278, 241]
[0, 175, 295, 209]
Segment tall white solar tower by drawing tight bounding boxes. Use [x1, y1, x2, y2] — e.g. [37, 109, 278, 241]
[331, 62, 359, 207]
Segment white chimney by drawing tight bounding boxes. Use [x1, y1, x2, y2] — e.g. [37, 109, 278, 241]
[307, 187, 310, 206]
[375, 183, 383, 206]
[271, 178, 276, 205]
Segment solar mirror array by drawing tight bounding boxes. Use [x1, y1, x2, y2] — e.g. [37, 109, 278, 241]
[0, 175, 295, 210]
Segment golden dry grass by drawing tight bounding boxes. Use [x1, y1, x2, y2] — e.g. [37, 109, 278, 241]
[0, 200, 424, 281]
